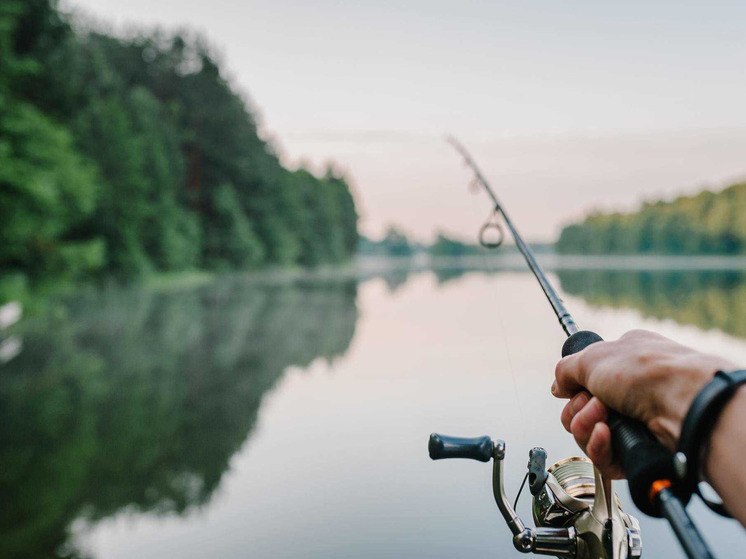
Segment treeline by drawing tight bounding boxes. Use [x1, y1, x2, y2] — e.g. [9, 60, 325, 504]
[358, 227, 423, 257]
[557, 182, 746, 255]
[0, 1, 358, 286]
[358, 228, 552, 258]
[358, 228, 484, 258]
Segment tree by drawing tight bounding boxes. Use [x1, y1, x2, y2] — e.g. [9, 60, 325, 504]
[382, 226, 413, 258]
[0, 1, 102, 279]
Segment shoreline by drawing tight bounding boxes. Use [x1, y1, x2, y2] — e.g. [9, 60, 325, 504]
[355, 253, 746, 273]
[9, 253, 746, 307]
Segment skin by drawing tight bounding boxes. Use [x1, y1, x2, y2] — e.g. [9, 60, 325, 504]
[552, 329, 746, 526]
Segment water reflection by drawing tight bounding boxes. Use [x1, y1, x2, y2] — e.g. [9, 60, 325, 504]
[557, 270, 746, 339]
[0, 278, 358, 558]
[2, 267, 746, 558]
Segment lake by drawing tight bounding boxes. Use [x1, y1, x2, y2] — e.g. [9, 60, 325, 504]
[2, 262, 746, 558]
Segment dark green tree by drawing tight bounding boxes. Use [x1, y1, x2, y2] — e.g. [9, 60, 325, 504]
[0, 1, 102, 280]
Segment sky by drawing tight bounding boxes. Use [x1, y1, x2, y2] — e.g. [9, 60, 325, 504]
[63, 0, 746, 242]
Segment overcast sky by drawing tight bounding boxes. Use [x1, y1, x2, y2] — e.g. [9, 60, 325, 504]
[64, 0, 746, 241]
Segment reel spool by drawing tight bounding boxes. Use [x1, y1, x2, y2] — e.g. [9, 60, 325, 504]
[534, 457, 598, 527]
[550, 457, 596, 498]
[533, 456, 642, 558]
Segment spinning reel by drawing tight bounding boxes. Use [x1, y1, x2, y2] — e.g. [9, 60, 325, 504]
[428, 434, 642, 558]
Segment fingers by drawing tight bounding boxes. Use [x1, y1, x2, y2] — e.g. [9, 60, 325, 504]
[567, 396, 625, 479]
[553, 338, 616, 399]
[552, 330, 662, 481]
[553, 349, 596, 398]
[560, 391, 590, 432]
[586, 422, 625, 479]
[569, 396, 608, 450]
[554, 330, 660, 400]
[552, 354, 585, 398]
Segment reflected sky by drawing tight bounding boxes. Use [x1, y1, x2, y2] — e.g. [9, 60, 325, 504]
[2, 268, 746, 558]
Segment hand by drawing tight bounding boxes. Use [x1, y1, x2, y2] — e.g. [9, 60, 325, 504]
[551, 329, 734, 479]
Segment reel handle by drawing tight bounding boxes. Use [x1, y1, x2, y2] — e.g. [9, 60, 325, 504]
[428, 433, 494, 462]
[561, 330, 677, 517]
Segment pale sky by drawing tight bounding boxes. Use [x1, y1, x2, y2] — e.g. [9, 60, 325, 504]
[64, 0, 746, 242]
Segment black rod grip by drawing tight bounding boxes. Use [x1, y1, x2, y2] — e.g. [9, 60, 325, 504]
[428, 433, 494, 462]
[561, 330, 676, 517]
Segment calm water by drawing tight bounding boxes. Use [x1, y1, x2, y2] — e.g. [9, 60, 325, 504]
[2, 266, 746, 558]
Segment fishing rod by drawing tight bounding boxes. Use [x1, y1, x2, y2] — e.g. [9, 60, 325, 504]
[427, 137, 715, 559]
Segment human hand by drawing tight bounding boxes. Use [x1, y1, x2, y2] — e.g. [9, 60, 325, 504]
[552, 330, 734, 478]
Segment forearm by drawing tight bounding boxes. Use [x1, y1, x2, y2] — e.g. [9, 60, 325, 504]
[705, 385, 746, 525]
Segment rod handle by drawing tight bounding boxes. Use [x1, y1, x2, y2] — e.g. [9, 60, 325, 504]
[561, 330, 676, 517]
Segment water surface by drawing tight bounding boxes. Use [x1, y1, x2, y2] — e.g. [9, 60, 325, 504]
[2, 267, 745, 558]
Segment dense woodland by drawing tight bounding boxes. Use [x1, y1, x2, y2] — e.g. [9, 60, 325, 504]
[557, 182, 746, 255]
[0, 1, 359, 290]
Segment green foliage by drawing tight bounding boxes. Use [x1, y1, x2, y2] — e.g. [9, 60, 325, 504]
[204, 183, 265, 269]
[382, 226, 414, 257]
[557, 183, 746, 255]
[0, 1, 359, 282]
[429, 232, 483, 257]
[0, 102, 101, 276]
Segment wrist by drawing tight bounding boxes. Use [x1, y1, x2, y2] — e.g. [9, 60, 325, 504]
[668, 367, 716, 428]
[673, 369, 746, 517]
[704, 383, 746, 482]
[701, 380, 746, 524]
[652, 366, 716, 449]
[664, 353, 735, 436]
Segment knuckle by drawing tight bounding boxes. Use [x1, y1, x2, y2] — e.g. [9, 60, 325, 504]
[620, 329, 652, 346]
[622, 329, 648, 339]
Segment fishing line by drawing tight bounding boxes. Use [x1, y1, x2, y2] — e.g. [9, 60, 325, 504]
[462, 147, 526, 443]
[513, 471, 529, 511]
[494, 288, 527, 441]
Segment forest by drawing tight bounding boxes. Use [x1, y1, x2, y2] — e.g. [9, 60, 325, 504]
[0, 1, 359, 292]
[557, 181, 746, 255]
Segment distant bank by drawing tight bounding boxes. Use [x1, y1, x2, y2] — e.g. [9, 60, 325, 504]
[362, 179, 746, 262]
[557, 181, 746, 255]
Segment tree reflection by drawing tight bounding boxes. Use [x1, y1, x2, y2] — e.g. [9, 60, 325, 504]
[557, 270, 746, 338]
[431, 267, 469, 286]
[0, 278, 358, 558]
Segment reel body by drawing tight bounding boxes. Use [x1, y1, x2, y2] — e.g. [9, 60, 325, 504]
[429, 434, 642, 558]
